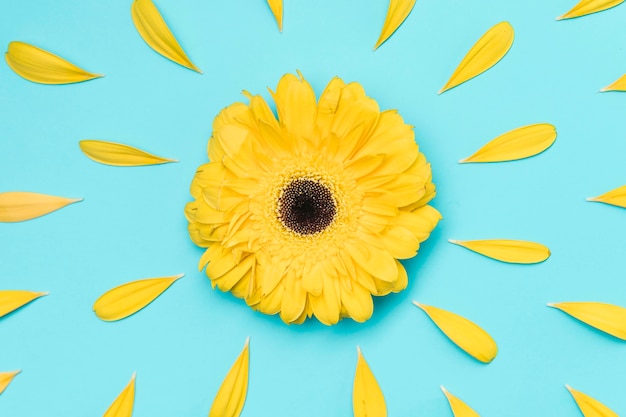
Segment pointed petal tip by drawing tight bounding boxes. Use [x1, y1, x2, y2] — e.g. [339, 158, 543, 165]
[587, 196, 599, 202]
[245, 336, 250, 346]
[547, 302, 558, 308]
[565, 384, 573, 391]
[458, 157, 469, 163]
[173, 273, 185, 280]
[448, 239, 460, 244]
[131, 371, 137, 380]
[412, 300, 424, 309]
[440, 385, 447, 393]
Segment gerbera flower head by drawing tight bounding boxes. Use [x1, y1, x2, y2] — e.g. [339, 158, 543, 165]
[186, 72, 441, 325]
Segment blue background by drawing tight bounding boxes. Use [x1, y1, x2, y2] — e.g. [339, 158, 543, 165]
[2, 0, 626, 415]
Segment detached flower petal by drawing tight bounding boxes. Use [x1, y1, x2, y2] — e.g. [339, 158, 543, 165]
[449, 239, 550, 264]
[557, 0, 624, 20]
[587, 185, 626, 208]
[209, 339, 250, 417]
[373, 0, 416, 50]
[600, 74, 626, 92]
[0, 192, 82, 223]
[353, 347, 387, 417]
[0, 371, 20, 396]
[0, 290, 47, 318]
[266, 0, 283, 32]
[79, 140, 177, 167]
[441, 386, 481, 417]
[549, 302, 626, 340]
[566, 385, 618, 417]
[103, 373, 136, 417]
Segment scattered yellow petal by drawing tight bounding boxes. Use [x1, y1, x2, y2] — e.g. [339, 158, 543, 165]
[566, 385, 618, 417]
[557, 0, 624, 20]
[79, 140, 177, 167]
[373, 0, 416, 50]
[587, 185, 626, 208]
[103, 373, 136, 417]
[460, 124, 556, 163]
[5, 41, 102, 84]
[449, 239, 550, 264]
[0, 371, 20, 395]
[131, 0, 201, 73]
[439, 22, 514, 94]
[441, 386, 481, 417]
[414, 302, 497, 363]
[266, 0, 283, 32]
[0, 290, 47, 318]
[93, 274, 183, 321]
[600, 74, 626, 92]
[549, 302, 626, 340]
[353, 347, 387, 417]
[0, 192, 82, 223]
[209, 338, 250, 417]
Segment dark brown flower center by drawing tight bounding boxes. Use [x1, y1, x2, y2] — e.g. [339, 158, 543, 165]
[278, 179, 336, 235]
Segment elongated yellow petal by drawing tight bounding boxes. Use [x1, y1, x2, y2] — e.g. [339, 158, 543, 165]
[266, 0, 283, 32]
[94, 274, 183, 321]
[0, 371, 20, 395]
[557, 0, 624, 20]
[209, 338, 250, 417]
[0, 192, 82, 223]
[0, 290, 47, 318]
[600, 74, 626, 92]
[587, 185, 626, 208]
[549, 302, 626, 340]
[414, 302, 497, 363]
[566, 385, 618, 417]
[439, 22, 514, 94]
[449, 239, 550, 264]
[373, 0, 416, 50]
[103, 373, 136, 417]
[79, 140, 177, 167]
[5, 41, 102, 84]
[441, 386, 481, 417]
[353, 347, 387, 417]
[131, 0, 201, 73]
[460, 124, 556, 163]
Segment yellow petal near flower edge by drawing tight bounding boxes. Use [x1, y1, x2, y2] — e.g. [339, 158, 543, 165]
[414, 302, 497, 363]
[103, 373, 136, 417]
[0, 290, 48, 318]
[548, 302, 626, 340]
[439, 22, 514, 94]
[353, 347, 387, 417]
[93, 274, 183, 321]
[79, 140, 178, 167]
[449, 239, 550, 264]
[441, 386, 481, 417]
[5, 41, 102, 85]
[600, 74, 626, 92]
[266, 0, 283, 32]
[566, 385, 619, 417]
[0, 371, 20, 395]
[373, 0, 416, 50]
[557, 0, 624, 20]
[460, 124, 556, 163]
[0, 192, 82, 223]
[587, 185, 626, 208]
[131, 0, 201, 73]
[209, 338, 250, 417]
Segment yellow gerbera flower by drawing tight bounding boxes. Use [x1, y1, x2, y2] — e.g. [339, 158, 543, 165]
[185, 72, 440, 325]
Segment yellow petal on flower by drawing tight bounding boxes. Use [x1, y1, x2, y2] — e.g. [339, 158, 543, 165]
[600, 74, 626, 92]
[448, 239, 550, 264]
[460, 124, 557, 163]
[439, 22, 514, 94]
[373, 0, 416, 50]
[587, 185, 626, 208]
[5, 41, 102, 85]
[566, 385, 619, 417]
[131, 0, 201, 73]
[103, 373, 136, 417]
[266, 0, 283, 32]
[548, 302, 626, 340]
[209, 338, 250, 417]
[441, 386, 481, 417]
[353, 347, 387, 417]
[0, 192, 82, 223]
[79, 140, 177, 167]
[0, 290, 47, 318]
[557, 0, 624, 20]
[93, 274, 183, 321]
[0, 370, 20, 395]
[414, 302, 497, 363]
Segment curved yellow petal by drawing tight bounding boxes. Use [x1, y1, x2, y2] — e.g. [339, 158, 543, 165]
[600, 74, 626, 92]
[414, 302, 497, 363]
[587, 185, 626, 208]
[79, 140, 177, 167]
[103, 373, 136, 417]
[5, 41, 102, 84]
[0, 290, 47, 318]
[0, 370, 20, 395]
[549, 302, 626, 340]
[131, 0, 201, 73]
[0, 192, 82, 223]
[557, 0, 624, 20]
[441, 386, 481, 417]
[566, 385, 619, 417]
[373, 0, 416, 50]
[439, 22, 514, 94]
[209, 338, 250, 417]
[266, 0, 283, 32]
[449, 239, 550, 264]
[460, 124, 556, 163]
[353, 347, 387, 417]
[93, 274, 183, 321]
